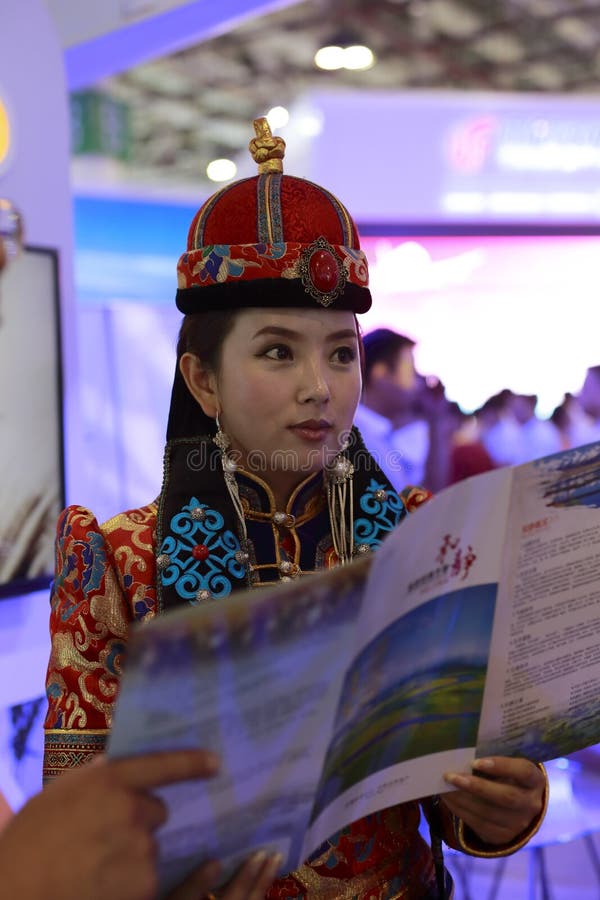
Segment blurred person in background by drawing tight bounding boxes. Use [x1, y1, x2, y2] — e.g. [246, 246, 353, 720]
[479, 389, 560, 467]
[445, 403, 496, 486]
[477, 389, 522, 467]
[550, 392, 589, 450]
[571, 366, 600, 447]
[506, 392, 561, 463]
[354, 328, 454, 492]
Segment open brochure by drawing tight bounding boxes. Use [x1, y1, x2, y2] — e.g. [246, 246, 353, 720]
[108, 440, 600, 895]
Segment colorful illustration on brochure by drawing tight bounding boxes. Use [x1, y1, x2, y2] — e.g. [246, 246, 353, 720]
[311, 582, 497, 821]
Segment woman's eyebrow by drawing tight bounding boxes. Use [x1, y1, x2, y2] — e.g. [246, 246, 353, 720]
[252, 326, 301, 340]
[251, 326, 358, 341]
[326, 329, 359, 342]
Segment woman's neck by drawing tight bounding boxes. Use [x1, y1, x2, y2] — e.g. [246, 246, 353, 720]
[237, 466, 322, 512]
[273, 472, 322, 511]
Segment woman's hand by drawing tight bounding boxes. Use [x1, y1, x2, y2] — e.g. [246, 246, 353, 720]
[169, 850, 282, 900]
[442, 756, 546, 846]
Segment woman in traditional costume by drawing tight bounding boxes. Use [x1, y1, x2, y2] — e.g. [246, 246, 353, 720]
[44, 120, 547, 899]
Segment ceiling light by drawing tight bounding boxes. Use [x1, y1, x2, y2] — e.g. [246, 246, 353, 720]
[206, 158, 237, 182]
[266, 106, 290, 129]
[315, 30, 375, 71]
[314, 45, 346, 70]
[343, 45, 375, 70]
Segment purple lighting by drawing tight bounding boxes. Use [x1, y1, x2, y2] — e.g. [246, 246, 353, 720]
[360, 231, 600, 417]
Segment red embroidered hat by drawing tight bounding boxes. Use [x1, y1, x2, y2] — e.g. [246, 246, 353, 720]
[175, 118, 371, 314]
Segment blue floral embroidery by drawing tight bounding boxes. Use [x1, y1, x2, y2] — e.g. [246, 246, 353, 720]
[196, 245, 260, 282]
[353, 479, 406, 549]
[158, 498, 245, 602]
[104, 640, 126, 676]
[80, 531, 107, 595]
[54, 527, 106, 621]
[264, 242, 287, 259]
[134, 595, 154, 621]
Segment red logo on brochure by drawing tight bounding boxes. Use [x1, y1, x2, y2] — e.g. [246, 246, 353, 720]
[408, 534, 477, 594]
[436, 534, 477, 581]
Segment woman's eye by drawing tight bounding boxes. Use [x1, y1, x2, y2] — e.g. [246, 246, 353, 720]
[264, 345, 292, 361]
[332, 346, 357, 364]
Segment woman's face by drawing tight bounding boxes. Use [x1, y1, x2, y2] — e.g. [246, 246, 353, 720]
[206, 308, 362, 497]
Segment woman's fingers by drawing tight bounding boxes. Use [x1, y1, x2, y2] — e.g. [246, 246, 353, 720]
[442, 756, 546, 845]
[166, 860, 222, 900]
[166, 850, 283, 900]
[221, 851, 283, 900]
[471, 756, 545, 789]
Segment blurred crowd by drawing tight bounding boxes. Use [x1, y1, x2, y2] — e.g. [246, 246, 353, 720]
[355, 329, 600, 494]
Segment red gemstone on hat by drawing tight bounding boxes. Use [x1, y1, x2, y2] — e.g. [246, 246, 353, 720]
[309, 249, 339, 294]
[192, 544, 210, 561]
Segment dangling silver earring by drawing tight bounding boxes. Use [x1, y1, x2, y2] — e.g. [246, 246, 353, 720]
[326, 439, 354, 566]
[214, 411, 230, 455]
[213, 411, 249, 554]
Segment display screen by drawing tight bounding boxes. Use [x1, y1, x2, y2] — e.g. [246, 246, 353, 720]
[0, 246, 64, 598]
[360, 228, 600, 417]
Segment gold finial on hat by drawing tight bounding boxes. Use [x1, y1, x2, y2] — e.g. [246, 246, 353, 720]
[249, 117, 286, 174]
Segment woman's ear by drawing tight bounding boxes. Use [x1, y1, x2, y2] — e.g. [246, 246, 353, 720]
[179, 353, 219, 418]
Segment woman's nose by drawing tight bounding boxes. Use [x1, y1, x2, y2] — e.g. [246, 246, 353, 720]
[297, 360, 331, 404]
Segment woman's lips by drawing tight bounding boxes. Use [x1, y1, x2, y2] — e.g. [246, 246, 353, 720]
[288, 421, 333, 442]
